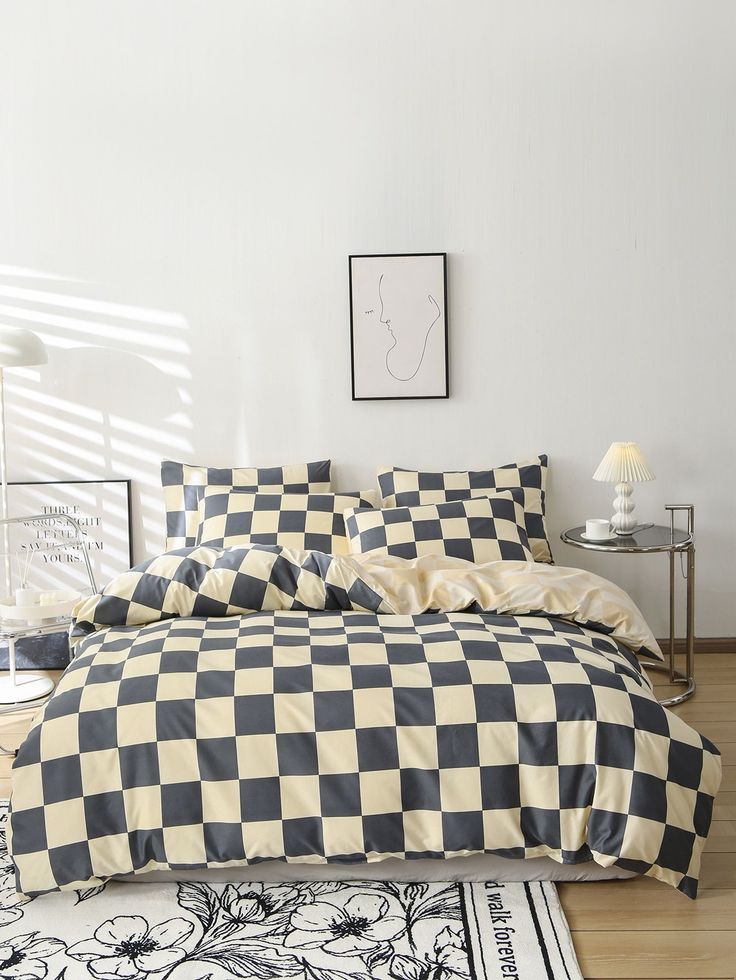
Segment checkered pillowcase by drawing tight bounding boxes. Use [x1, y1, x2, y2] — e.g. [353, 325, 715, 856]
[377, 455, 551, 563]
[197, 488, 378, 555]
[344, 492, 533, 563]
[161, 459, 332, 550]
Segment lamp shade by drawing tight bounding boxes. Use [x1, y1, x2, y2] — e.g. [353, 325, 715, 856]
[593, 442, 655, 483]
[0, 326, 48, 369]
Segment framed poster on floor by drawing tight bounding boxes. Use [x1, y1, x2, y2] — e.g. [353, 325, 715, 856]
[6, 479, 133, 595]
[1, 480, 133, 669]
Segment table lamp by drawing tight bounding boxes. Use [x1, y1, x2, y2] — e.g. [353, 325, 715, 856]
[592, 441, 655, 535]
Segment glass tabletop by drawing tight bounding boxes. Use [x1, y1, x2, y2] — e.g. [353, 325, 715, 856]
[561, 524, 693, 553]
[0, 617, 72, 640]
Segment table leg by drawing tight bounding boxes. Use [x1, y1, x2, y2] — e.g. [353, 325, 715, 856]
[7, 635, 14, 695]
[647, 544, 696, 706]
[686, 543, 695, 692]
[669, 550, 676, 683]
[0, 637, 16, 754]
[0, 635, 55, 707]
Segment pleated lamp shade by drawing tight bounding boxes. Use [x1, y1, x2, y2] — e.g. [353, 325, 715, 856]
[592, 442, 655, 483]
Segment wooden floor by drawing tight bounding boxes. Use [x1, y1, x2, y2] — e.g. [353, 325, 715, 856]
[1, 656, 734, 979]
[559, 655, 736, 980]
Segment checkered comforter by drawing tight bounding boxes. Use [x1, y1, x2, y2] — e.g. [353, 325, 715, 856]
[9, 546, 722, 897]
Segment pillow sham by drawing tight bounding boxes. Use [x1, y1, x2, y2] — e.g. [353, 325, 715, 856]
[161, 459, 331, 550]
[344, 492, 533, 563]
[377, 455, 551, 563]
[197, 488, 378, 554]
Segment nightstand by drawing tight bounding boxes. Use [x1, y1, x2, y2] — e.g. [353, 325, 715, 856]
[0, 513, 97, 753]
[0, 619, 71, 755]
[560, 505, 695, 707]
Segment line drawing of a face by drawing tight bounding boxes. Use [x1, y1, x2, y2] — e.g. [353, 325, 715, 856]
[378, 273, 442, 382]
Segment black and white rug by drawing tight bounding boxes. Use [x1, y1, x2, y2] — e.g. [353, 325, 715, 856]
[0, 807, 582, 980]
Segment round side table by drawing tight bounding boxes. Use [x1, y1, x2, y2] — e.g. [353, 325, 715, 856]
[560, 506, 695, 706]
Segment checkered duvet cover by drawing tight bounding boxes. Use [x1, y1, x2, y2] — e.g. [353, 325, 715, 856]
[8, 546, 721, 898]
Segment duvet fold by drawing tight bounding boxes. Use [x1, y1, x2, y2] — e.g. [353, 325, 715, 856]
[71, 545, 662, 661]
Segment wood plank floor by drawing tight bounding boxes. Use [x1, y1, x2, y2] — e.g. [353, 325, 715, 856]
[559, 655, 736, 980]
[1, 657, 735, 978]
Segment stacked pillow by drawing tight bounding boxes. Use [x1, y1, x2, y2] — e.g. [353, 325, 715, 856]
[376, 455, 551, 562]
[161, 459, 332, 551]
[344, 492, 532, 563]
[160, 454, 550, 564]
[197, 488, 378, 555]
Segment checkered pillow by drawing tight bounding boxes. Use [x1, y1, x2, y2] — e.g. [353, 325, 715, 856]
[377, 455, 551, 563]
[161, 459, 331, 550]
[344, 492, 533, 563]
[197, 488, 378, 555]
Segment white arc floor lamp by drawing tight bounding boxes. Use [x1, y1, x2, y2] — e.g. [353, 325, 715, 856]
[593, 441, 655, 535]
[0, 326, 55, 703]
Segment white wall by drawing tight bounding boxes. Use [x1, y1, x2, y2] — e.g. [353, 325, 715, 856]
[1, 0, 734, 636]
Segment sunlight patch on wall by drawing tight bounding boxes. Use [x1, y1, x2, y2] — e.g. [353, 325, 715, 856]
[0, 265, 79, 283]
[0, 268, 193, 570]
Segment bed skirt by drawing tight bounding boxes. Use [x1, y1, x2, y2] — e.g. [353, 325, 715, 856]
[120, 853, 636, 885]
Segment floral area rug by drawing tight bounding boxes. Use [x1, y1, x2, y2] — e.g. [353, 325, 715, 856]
[0, 806, 582, 980]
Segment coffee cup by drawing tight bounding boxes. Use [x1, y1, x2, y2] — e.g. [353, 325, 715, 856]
[586, 518, 613, 540]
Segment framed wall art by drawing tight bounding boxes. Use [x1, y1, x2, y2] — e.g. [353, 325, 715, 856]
[7, 479, 133, 594]
[349, 252, 448, 400]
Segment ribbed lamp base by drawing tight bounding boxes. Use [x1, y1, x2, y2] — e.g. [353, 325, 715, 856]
[611, 481, 637, 535]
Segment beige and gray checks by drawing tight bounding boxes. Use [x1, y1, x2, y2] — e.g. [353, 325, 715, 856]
[197, 489, 378, 555]
[345, 494, 533, 564]
[161, 459, 332, 551]
[377, 456, 552, 563]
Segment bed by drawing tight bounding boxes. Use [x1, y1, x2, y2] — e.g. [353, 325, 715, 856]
[8, 544, 721, 898]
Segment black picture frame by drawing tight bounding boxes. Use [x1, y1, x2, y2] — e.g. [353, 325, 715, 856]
[7, 478, 134, 585]
[349, 252, 449, 401]
[1, 479, 133, 670]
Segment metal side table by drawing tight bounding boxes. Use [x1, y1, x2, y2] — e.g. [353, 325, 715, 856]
[0, 514, 97, 754]
[560, 505, 695, 706]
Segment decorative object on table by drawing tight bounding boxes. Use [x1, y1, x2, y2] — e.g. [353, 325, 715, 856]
[0, 589, 79, 626]
[7, 479, 132, 594]
[583, 517, 616, 542]
[561, 504, 696, 706]
[0, 804, 584, 980]
[592, 440, 655, 535]
[0, 325, 48, 592]
[0, 515, 97, 706]
[349, 253, 448, 400]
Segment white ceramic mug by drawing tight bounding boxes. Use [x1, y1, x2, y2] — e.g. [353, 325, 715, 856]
[586, 518, 613, 540]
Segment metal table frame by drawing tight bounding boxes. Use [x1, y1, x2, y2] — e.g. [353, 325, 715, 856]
[0, 514, 97, 753]
[560, 505, 695, 706]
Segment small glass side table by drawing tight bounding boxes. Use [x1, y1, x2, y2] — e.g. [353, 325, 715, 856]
[0, 513, 96, 702]
[0, 513, 97, 756]
[0, 616, 75, 755]
[560, 505, 695, 707]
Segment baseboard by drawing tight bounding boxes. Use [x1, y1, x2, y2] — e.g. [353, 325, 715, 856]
[655, 637, 735, 655]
